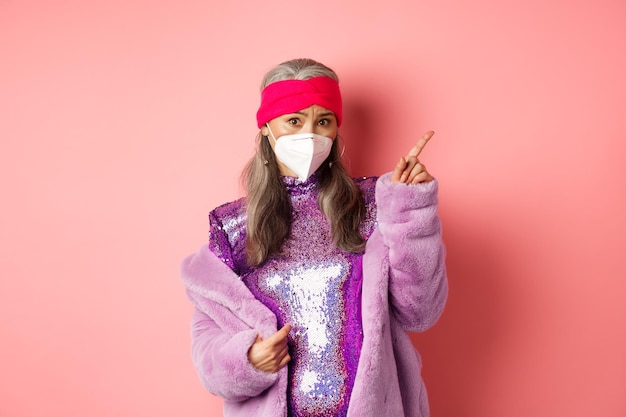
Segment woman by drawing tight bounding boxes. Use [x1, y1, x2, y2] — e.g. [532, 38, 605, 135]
[181, 58, 448, 417]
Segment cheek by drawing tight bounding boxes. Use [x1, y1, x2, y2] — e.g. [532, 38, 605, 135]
[271, 121, 296, 137]
[317, 123, 338, 139]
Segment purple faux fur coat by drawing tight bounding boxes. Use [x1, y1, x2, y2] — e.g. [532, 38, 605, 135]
[181, 173, 448, 417]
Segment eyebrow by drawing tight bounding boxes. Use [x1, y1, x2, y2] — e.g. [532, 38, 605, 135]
[293, 110, 336, 118]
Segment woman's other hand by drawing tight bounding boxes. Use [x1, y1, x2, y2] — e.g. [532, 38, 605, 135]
[391, 130, 435, 184]
[247, 324, 292, 373]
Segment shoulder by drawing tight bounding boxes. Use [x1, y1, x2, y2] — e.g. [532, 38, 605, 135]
[209, 197, 247, 238]
[208, 197, 247, 273]
[353, 176, 379, 238]
[353, 175, 378, 187]
[210, 197, 246, 223]
[353, 175, 378, 197]
[353, 175, 378, 206]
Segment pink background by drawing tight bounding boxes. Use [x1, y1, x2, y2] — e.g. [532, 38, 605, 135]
[1, 0, 625, 416]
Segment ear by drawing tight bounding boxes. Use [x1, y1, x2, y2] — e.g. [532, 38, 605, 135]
[261, 126, 269, 137]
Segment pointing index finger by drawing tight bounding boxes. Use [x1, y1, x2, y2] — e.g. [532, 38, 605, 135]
[408, 130, 435, 158]
[267, 324, 292, 344]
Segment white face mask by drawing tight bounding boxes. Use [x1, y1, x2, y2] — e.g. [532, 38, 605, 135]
[266, 125, 333, 181]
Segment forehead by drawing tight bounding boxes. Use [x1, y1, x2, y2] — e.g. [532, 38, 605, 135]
[285, 104, 336, 117]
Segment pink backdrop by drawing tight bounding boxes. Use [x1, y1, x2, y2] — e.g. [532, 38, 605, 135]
[1, 0, 625, 416]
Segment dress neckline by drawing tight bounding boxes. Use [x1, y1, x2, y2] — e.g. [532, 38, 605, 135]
[281, 171, 321, 194]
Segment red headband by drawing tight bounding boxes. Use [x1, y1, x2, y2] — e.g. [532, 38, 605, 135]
[256, 76, 343, 128]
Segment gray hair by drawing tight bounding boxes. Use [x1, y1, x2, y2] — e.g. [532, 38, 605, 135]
[260, 58, 339, 89]
[243, 58, 365, 267]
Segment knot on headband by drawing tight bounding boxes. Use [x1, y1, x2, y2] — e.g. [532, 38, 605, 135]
[256, 76, 343, 128]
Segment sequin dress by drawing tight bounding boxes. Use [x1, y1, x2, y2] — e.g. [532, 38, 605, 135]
[208, 173, 378, 417]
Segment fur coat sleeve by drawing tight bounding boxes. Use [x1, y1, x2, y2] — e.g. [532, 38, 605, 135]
[375, 173, 448, 331]
[181, 246, 289, 416]
[347, 174, 448, 417]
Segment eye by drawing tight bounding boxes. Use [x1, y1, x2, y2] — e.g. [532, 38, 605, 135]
[318, 119, 329, 126]
[288, 118, 300, 125]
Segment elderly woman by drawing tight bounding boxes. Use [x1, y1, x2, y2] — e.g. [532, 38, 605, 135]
[181, 58, 448, 417]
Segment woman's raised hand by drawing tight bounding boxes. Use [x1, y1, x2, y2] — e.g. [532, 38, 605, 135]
[391, 130, 435, 184]
[247, 324, 292, 373]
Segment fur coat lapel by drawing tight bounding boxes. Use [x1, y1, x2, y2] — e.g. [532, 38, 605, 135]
[348, 228, 405, 416]
[181, 244, 277, 338]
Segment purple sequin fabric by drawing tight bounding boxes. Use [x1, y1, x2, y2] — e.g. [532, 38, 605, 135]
[208, 173, 377, 417]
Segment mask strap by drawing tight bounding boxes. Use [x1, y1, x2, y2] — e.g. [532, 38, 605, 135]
[328, 137, 345, 169]
[265, 124, 277, 144]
